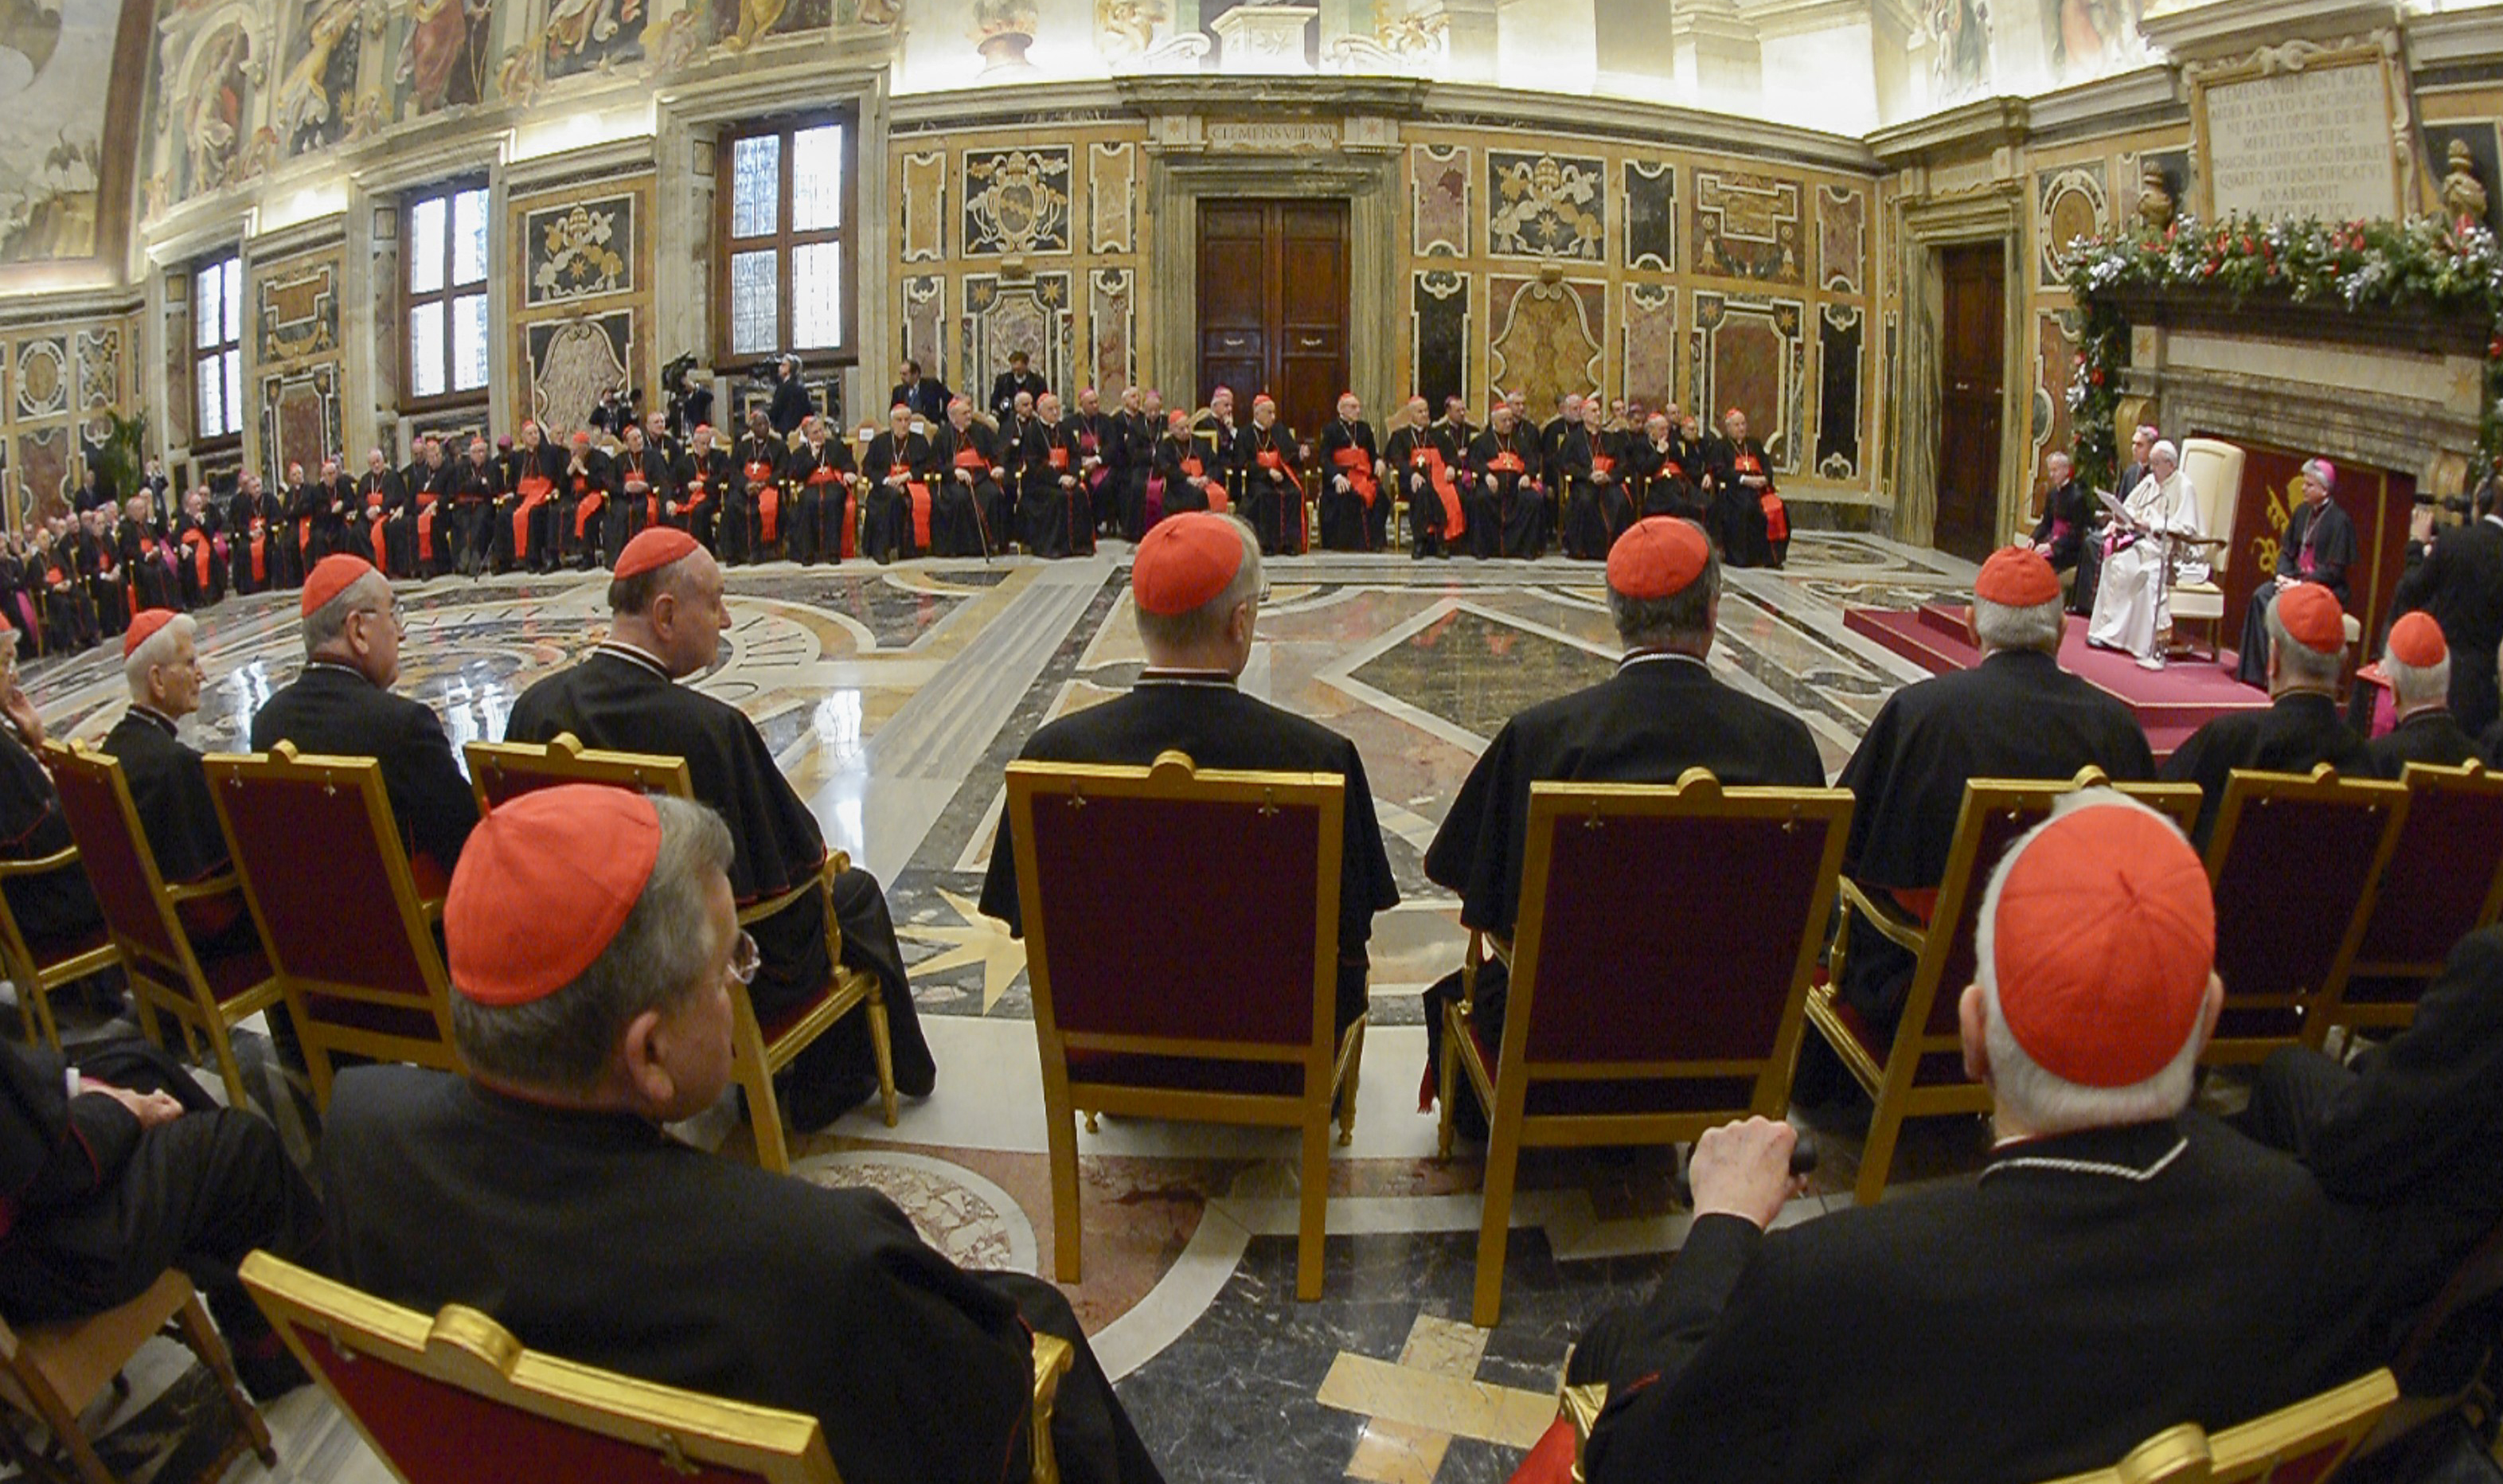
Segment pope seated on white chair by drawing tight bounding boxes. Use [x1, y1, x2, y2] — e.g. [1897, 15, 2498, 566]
[2087, 439, 2207, 671]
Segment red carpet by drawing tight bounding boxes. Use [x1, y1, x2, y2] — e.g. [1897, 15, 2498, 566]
[1844, 602, 2270, 757]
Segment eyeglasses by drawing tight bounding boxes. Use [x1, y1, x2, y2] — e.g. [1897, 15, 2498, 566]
[726, 930, 760, 986]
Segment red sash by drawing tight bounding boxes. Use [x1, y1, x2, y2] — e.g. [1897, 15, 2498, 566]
[1591, 455, 1615, 477]
[417, 503, 436, 562]
[297, 514, 313, 556]
[1048, 447, 1070, 472]
[806, 462, 841, 486]
[248, 520, 267, 584]
[683, 474, 709, 514]
[746, 460, 779, 542]
[623, 459, 654, 527]
[515, 473, 553, 560]
[369, 510, 389, 569]
[1488, 451, 1525, 475]
[890, 464, 933, 549]
[1332, 444, 1378, 508]
[571, 472, 606, 540]
[182, 529, 213, 589]
[952, 447, 988, 473]
[1418, 448, 1466, 539]
[1736, 452, 1785, 541]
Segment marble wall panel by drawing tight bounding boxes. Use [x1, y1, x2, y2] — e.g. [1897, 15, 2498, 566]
[1692, 170, 1803, 287]
[14, 427, 68, 525]
[1412, 269, 1468, 408]
[1624, 160, 1675, 272]
[1622, 283, 1675, 407]
[15, 341, 68, 420]
[2034, 309, 2078, 479]
[1487, 151, 1605, 262]
[1412, 143, 1469, 257]
[1088, 142, 1136, 253]
[261, 364, 340, 489]
[903, 274, 947, 382]
[162, 296, 192, 448]
[1816, 303, 1862, 480]
[1692, 291, 1805, 474]
[1818, 186, 1865, 295]
[1489, 275, 1603, 408]
[75, 330, 120, 412]
[525, 195, 636, 307]
[961, 274, 1073, 398]
[524, 310, 635, 435]
[963, 147, 1073, 256]
[2036, 164, 2107, 290]
[256, 255, 341, 366]
[903, 150, 949, 262]
[1090, 268, 1135, 394]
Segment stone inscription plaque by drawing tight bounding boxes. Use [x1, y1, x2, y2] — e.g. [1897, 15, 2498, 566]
[2204, 60, 2400, 222]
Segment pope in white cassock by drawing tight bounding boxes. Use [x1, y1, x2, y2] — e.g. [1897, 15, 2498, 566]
[2087, 439, 2206, 670]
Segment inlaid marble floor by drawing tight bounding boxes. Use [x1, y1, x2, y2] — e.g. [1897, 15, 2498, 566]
[13, 532, 1985, 1484]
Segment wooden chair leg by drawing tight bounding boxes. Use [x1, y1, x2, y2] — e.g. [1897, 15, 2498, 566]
[866, 994, 898, 1129]
[27, 979, 59, 1052]
[203, 1019, 251, 1111]
[1853, 1093, 1909, 1210]
[14, 1365, 116, 1484]
[1435, 1008, 1459, 1161]
[174, 1292, 275, 1467]
[1472, 1112, 1524, 1329]
[1047, 1103, 1084, 1285]
[1336, 1021, 1364, 1148]
[743, 1054, 791, 1175]
[1295, 1112, 1330, 1302]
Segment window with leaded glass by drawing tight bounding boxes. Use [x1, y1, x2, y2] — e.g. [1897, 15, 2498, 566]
[404, 177, 491, 408]
[192, 252, 244, 447]
[715, 115, 854, 365]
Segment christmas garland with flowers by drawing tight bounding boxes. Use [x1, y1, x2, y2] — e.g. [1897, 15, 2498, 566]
[2060, 213, 2503, 494]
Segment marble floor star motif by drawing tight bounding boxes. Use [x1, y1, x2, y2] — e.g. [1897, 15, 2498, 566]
[897, 888, 1029, 1011]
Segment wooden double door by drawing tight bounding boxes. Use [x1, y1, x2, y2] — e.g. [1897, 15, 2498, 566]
[1197, 199, 1349, 439]
[1934, 241, 2005, 564]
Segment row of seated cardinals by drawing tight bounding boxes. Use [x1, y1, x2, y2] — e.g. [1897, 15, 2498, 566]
[0, 517, 2496, 1484]
[20, 390, 1790, 671]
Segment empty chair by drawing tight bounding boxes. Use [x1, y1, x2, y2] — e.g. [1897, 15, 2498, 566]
[1438, 769, 1854, 1327]
[205, 742, 461, 1108]
[2325, 759, 2503, 1039]
[1007, 750, 1363, 1302]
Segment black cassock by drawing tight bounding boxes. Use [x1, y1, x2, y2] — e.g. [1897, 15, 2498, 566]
[728, 435, 784, 565]
[861, 432, 936, 560]
[930, 421, 1011, 558]
[1152, 434, 1216, 517]
[0, 728, 102, 945]
[1558, 426, 1633, 560]
[1626, 435, 1703, 521]
[1238, 421, 1306, 556]
[2366, 709, 2480, 775]
[505, 646, 936, 1111]
[2160, 691, 2375, 847]
[2030, 478, 2093, 572]
[1021, 419, 1091, 559]
[2235, 499, 2359, 687]
[978, 674, 1399, 1036]
[449, 460, 502, 576]
[172, 513, 225, 607]
[1315, 419, 1384, 552]
[1385, 426, 1464, 558]
[1572, 1117, 2376, 1484]
[322, 1067, 1162, 1484]
[249, 662, 480, 877]
[2389, 517, 2503, 736]
[1421, 654, 1826, 1137]
[1465, 428, 1546, 559]
[116, 524, 180, 614]
[100, 709, 260, 959]
[361, 469, 409, 576]
[1704, 435, 1776, 568]
[1829, 650, 2154, 1039]
[1113, 410, 1157, 537]
[783, 438, 854, 565]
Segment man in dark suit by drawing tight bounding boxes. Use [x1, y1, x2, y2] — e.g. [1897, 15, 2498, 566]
[503, 529, 935, 1131]
[248, 556, 479, 883]
[2241, 924, 2503, 1353]
[2161, 583, 2373, 845]
[2367, 611, 2480, 775]
[1572, 796, 2378, 1484]
[1821, 548, 2154, 1087]
[2391, 477, 2503, 739]
[101, 610, 258, 959]
[321, 786, 1162, 1484]
[889, 357, 951, 424]
[766, 353, 814, 436]
[980, 513, 1398, 1039]
[1421, 517, 1826, 1139]
[987, 349, 1048, 420]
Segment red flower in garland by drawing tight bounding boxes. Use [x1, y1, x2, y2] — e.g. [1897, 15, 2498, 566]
[2091, 369, 2106, 385]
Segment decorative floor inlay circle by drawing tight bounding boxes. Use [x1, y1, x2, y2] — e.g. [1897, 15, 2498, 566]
[792, 1150, 1039, 1275]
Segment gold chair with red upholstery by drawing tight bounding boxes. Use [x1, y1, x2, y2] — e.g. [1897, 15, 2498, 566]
[1007, 750, 1362, 1302]
[0, 1270, 275, 1484]
[0, 848, 118, 1049]
[462, 734, 896, 1166]
[1806, 767, 2204, 1207]
[2321, 759, 2503, 1041]
[242, 1251, 1079, 1484]
[1438, 770, 1854, 1328]
[204, 742, 461, 1110]
[41, 740, 280, 1107]
[2200, 765, 2408, 1067]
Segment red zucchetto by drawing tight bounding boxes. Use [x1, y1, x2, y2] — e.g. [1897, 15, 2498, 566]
[1986, 799, 2212, 1088]
[1131, 512, 1245, 615]
[302, 554, 377, 618]
[2276, 583, 2346, 655]
[615, 527, 700, 581]
[123, 608, 178, 658]
[1605, 517, 1709, 601]
[1974, 547, 2061, 608]
[2387, 611, 2446, 668]
[447, 786, 661, 1007]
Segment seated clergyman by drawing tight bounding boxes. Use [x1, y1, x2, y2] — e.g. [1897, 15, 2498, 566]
[1568, 794, 2376, 1484]
[320, 786, 1165, 1484]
